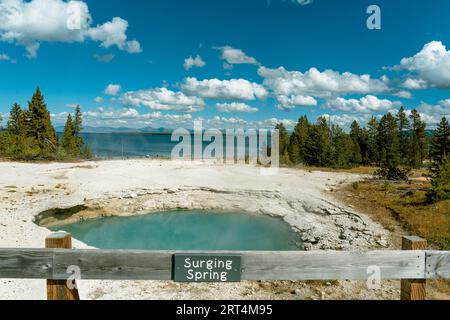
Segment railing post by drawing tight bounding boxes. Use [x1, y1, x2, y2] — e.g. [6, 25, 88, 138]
[400, 236, 427, 300]
[45, 232, 80, 300]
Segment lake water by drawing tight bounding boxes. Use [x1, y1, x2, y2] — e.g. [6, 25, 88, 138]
[51, 210, 302, 251]
[78, 132, 272, 159]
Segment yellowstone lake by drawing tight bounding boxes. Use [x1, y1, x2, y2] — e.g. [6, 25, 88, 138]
[50, 210, 302, 251]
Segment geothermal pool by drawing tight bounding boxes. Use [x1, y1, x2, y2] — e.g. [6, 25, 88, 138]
[50, 210, 302, 250]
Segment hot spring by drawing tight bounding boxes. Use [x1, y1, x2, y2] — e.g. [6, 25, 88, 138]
[50, 210, 302, 251]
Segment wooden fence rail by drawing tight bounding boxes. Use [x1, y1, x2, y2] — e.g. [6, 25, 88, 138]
[0, 234, 448, 300]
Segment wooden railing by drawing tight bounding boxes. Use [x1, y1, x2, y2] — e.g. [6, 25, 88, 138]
[0, 233, 448, 300]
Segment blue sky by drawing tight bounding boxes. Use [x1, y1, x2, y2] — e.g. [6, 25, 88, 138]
[0, 0, 449, 129]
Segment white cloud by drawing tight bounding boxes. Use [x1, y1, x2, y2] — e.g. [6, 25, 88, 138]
[122, 87, 205, 113]
[394, 90, 412, 99]
[439, 99, 450, 108]
[0, 53, 16, 63]
[182, 77, 268, 100]
[104, 84, 122, 96]
[324, 95, 401, 113]
[320, 113, 374, 130]
[52, 107, 194, 128]
[93, 53, 114, 63]
[0, 0, 141, 58]
[402, 78, 427, 90]
[183, 54, 205, 70]
[216, 102, 259, 113]
[276, 95, 317, 110]
[396, 41, 450, 89]
[94, 96, 104, 103]
[217, 46, 259, 65]
[258, 66, 391, 99]
[417, 101, 450, 123]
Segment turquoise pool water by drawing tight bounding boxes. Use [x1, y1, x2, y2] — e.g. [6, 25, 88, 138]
[51, 210, 302, 251]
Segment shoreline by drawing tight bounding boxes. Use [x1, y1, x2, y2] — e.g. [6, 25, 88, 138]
[0, 159, 395, 300]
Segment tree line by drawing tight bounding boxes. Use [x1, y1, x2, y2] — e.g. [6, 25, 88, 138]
[0, 88, 91, 160]
[275, 107, 449, 202]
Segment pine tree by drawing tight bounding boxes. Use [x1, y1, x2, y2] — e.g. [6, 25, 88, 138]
[377, 113, 400, 168]
[7, 103, 26, 136]
[306, 117, 332, 166]
[430, 117, 450, 163]
[408, 109, 427, 168]
[288, 115, 310, 164]
[366, 117, 379, 165]
[396, 106, 410, 164]
[73, 105, 84, 149]
[83, 144, 92, 160]
[27, 87, 56, 150]
[275, 123, 291, 165]
[331, 125, 360, 168]
[350, 120, 365, 165]
[61, 114, 78, 157]
[427, 157, 450, 202]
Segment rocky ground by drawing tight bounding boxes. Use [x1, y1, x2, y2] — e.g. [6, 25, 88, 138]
[0, 159, 401, 300]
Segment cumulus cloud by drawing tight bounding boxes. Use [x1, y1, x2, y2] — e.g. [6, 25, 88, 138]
[258, 66, 391, 100]
[402, 78, 427, 90]
[183, 54, 205, 70]
[324, 95, 401, 113]
[122, 87, 205, 113]
[0, 53, 16, 63]
[0, 0, 141, 58]
[216, 102, 259, 113]
[104, 84, 122, 96]
[204, 116, 295, 129]
[417, 101, 450, 124]
[94, 96, 104, 103]
[182, 77, 268, 100]
[217, 46, 259, 65]
[52, 107, 194, 128]
[276, 95, 317, 110]
[320, 113, 374, 130]
[395, 41, 450, 89]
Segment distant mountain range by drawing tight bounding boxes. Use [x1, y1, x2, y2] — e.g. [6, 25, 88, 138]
[55, 126, 174, 134]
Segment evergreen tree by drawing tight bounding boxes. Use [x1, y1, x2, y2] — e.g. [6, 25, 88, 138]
[27, 87, 56, 149]
[408, 109, 427, 168]
[366, 116, 379, 165]
[306, 117, 332, 166]
[396, 106, 410, 164]
[349, 120, 365, 165]
[377, 113, 400, 168]
[84, 144, 92, 159]
[73, 105, 84, 149]
[61, 114, 79, 157]
[331, 125, 360, 168]
[275, 123, 291, 165]
[7, 103, 26, 136]
[430, 117, 450, 163]
[288, 115, 310, 164]
[427, 157, 450, 202]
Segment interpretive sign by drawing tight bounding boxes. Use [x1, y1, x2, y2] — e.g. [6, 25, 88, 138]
[173, 254, 242, 282]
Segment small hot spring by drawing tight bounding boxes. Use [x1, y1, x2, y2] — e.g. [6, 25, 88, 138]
[50, 210, 302, 251]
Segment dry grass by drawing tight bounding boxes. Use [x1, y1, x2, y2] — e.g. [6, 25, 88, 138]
[335, 178, 450, 299]
[341, 179, 449, 249]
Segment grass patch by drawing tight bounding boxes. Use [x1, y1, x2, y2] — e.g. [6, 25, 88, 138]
[341, 180, 449, 250]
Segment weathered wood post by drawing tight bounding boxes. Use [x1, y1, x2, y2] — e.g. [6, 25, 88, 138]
[400, 236, 427, 300]
[45, 232, 80, 300]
